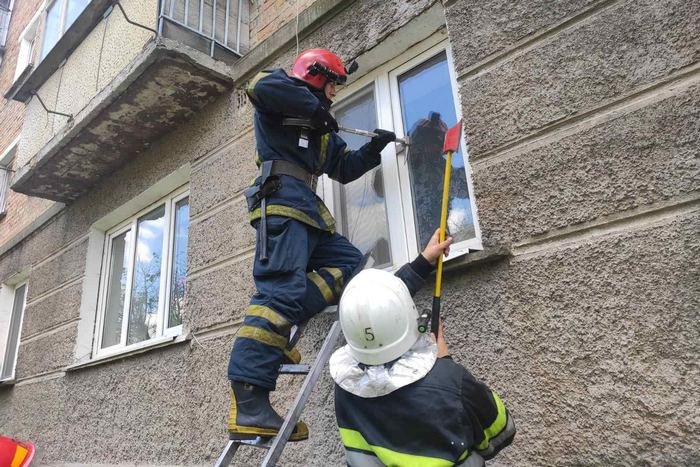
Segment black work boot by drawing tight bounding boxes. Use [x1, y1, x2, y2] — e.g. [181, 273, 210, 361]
[228, 382, 309, 441]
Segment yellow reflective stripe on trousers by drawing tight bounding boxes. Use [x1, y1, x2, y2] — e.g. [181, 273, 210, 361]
[249, 204, 323, 230]
[320, 267, 344, 295]
[308, 271, 334, 303]
[477, 391, 508, 450]
[246, 305, 291, 332]
[339, 428, 456, 467]
[318, 201, 336, 232]
[237, 325, 287, 350]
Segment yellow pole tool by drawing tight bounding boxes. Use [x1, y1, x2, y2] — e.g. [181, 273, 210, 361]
[431, 120, 463, 334]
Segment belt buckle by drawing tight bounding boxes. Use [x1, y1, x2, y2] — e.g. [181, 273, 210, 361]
[309, 174, 318, 192]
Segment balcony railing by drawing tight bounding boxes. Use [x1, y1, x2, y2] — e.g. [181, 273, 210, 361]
[158, 0, 248, 58]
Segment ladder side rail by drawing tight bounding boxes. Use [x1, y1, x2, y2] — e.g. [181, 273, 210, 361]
[214, 440, 240, 467]
[260, 321, 342, 467]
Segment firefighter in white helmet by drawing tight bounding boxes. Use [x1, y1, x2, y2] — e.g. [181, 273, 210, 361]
[331, 229, 516, 467]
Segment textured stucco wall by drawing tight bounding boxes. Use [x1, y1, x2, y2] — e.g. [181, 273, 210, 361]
[442, 0, 700, 465]
[17, 0, 158, 168]
[0, 0, 698, 465]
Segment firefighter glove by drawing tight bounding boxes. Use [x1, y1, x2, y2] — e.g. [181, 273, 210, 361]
[311, 105, 339, 134]
[369, 129, 396, 153]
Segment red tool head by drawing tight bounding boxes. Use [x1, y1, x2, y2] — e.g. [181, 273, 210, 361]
[442, 120, 463, 154]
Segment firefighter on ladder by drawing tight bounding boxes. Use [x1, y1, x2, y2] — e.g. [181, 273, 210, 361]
[227, 49, 397, 440]
[330, 229, 516, 466]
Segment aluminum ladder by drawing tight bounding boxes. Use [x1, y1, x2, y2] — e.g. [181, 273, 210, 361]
[214, 318, 341, 467]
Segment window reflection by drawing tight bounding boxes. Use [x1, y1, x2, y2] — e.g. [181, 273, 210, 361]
[168, 198, 189, 328]
[101, 230, 130, 349]
[335, 88, 392, 268]
[41, 1, 62, 59]
[398, 51, 475, 248]
[127, 205, 166, 345]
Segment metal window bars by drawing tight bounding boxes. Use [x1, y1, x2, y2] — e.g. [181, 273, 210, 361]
[158, 0, 247, 57]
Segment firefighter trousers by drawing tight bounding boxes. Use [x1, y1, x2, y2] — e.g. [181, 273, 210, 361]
[228, 215, 363, 390]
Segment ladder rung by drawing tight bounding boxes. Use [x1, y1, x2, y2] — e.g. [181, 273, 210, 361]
[235, 437, 274, 448]
[279, 364, 310, 374]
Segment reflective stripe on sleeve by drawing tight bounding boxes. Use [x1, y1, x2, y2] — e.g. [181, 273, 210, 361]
[319, 133, 330, 168]
[245, 71, 267, 102]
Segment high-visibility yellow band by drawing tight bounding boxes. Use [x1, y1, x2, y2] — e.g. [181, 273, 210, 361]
[308, 271, 334, 303]
[318, 201, 336, 231]
[249, 204, 326, 231]
[319, 133, 330, 168]
[321, 267, 344, 295]
[339, 428, 456, 467]
[477, 391, 508, 450]
[245, 71, 267, 103]
[237, 325, 287, 350]
[246, 305, 290, 332]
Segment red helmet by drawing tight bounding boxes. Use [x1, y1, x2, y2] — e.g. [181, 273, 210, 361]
[292, 49, 351, 90]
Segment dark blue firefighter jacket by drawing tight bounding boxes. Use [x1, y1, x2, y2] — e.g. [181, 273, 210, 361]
[245, 68, 382, 232]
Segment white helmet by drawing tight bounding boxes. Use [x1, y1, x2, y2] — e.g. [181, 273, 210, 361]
[338, 269, 421, 366]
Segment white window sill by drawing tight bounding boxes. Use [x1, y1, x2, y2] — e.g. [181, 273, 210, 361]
[66, 334, 190, 372]
[442, 245, 511, 273]
[0, 376, 17, 387]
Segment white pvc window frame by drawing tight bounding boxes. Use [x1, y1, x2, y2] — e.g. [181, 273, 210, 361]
[93, 186, 189, 359]
[0, 281, 28, 382]
[322, 37, 482, 269]
[13, 8, 41, 82]
[0, 137, 19, 216]
[39, 0, 88, 60]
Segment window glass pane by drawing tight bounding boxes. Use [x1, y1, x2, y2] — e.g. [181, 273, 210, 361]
[168, 198, 189, 328]
[127, 205, 166, 346]
[334, 89, 392, 268]
[101, 230, 131, 349]
[66, 0, 89, 28]
[40, 0, 62, 59]
[398, 51, 475, 248]
[1, 284, 27, 379]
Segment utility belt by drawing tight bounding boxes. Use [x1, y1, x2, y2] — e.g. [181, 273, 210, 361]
[244, 159, 318, 261]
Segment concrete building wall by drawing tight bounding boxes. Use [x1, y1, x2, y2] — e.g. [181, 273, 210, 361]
[249, 0, 317, 46]
[0, 0, 698, 466]
[0, 0, 56, 247]
[440, 0, 699, 465]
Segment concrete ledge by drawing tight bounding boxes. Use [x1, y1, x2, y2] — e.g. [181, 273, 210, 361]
[11, 38, 233, 202]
